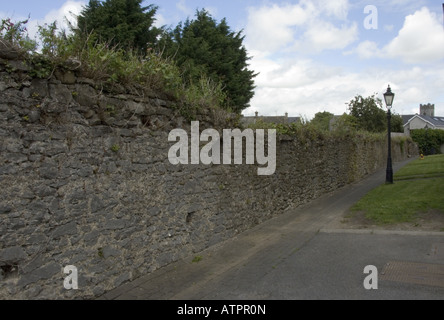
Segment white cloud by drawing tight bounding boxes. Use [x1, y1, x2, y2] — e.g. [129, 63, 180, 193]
[353, 0, 428, 15]
[245, 3, 313, 53]
[25, 1, 85, 40]
[317, 0, 350, 20]
[154, 13, 168, 28]
[245, 0, 357, 55]
[176, 0, 193, 16]
[244, 50, 444, 120]
[245, 58, 377, 119]
[354, 7, 444, 64]
[384, 7, 444, 64]
[299, 20, 358, 53]
[354, 40, 381, 59]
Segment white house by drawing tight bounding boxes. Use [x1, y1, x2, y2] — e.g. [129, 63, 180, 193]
[403, 114, 444, 135]
[403, 103, 444, 135]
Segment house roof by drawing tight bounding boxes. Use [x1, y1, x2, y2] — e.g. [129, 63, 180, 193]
[402, 115, 415, 126]
[288, 117, 301, 124]
[403, 114, 444, 128]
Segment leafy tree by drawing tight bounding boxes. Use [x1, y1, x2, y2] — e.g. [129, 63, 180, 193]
[390, 114, 404, 133]
[348, 95, 386, 133]
[76, 0, 161, 54]
[329, 113, 357, 133]
[311, 111, 335, 131]
[159, 9, 257, 113]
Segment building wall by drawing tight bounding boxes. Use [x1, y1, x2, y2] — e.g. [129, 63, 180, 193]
[409, 117, 429, 130]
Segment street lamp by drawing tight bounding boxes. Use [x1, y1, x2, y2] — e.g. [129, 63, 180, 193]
[384, 85, 395, 184]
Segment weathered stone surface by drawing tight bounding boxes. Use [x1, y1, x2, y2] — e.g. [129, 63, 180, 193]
[49, 83, 73, 104]
[0, 52, 418, 300]
[54, 70, 76, 84]
[39, 163, 59, 180]
[102, 246, 121, 259]
[17, 262, 59, 288]
[0, 204, 12, 215]
[104, 220, 126, 230]
[7, 60, 29, 72]
[51, 222, 78, 239]
[74, 84, 98, 107]
[29, 78, 49, 98]
[28, 110, 40, 123]
[0, 246, 27, 264]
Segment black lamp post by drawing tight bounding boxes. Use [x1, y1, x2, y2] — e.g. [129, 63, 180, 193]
[384, 85, 395, 184]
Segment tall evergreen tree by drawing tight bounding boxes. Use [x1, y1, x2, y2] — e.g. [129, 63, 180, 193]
[160, 10, 257, 113]
[76, 0, 161, 53]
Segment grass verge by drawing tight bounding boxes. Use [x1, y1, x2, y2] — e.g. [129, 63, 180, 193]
[394, 154, 444, 180]
[351, 155, 444, 225]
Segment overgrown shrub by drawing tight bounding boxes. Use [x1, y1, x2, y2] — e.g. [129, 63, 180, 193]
[0, 17, 37, 54]
[411, 129, 444, 155]
[0, 18, 229, 115]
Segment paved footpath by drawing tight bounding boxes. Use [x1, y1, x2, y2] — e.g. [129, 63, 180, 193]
[100, 158, 444, 300]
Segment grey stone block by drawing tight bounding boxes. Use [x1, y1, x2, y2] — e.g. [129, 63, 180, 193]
[104, 219, 126, 230]
[49, 83, 73, 104]
[7, 60, 29, 72]
[45, 141, 68, 156]
[29, 78, 49, 98]
[90, 196, 105, 213]
[17, 262, 59, 288]
[52, 222, 78, 239]
[39, 163, 59, 180]
[83, 230, 100, 246]
[0, 246, 27, 264]
[0, 204, 12, 214]
[102, 246, 121, 259]
[33, 185, 57, 198]
[148, 207, 161, 216]
[27, 234, 47, 245]
[114, 272, 131, 287]
[0, 164, 18, 175]
[28, 110, 40, 123]
[34, 262, 60, 280]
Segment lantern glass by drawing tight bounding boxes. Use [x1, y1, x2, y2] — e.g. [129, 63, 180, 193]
[384, 86, 395, 110]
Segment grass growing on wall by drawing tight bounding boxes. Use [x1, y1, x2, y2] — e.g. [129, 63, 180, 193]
[0, 18, 228, 120]
[246, 118, 388, 145]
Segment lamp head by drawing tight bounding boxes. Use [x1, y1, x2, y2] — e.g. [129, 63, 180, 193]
[384, 85, 395, 110]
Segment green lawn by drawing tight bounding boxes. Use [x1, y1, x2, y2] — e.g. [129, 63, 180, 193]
[351, 155, 444, 225]
[394, 155, 444, 180]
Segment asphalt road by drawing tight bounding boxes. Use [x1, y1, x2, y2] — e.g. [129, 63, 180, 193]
[100, 158, 444, 300]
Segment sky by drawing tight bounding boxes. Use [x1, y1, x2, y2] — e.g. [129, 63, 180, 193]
[1, 0, 444, 120]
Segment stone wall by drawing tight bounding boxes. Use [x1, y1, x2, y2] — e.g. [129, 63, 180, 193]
[0, 55, 417, 299]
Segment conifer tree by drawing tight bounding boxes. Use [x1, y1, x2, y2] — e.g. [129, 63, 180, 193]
[160, 10, 257, 113]
[76, 0, 160, 53]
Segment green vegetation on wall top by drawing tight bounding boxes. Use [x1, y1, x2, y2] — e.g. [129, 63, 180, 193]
[1, 0, 256, 116]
